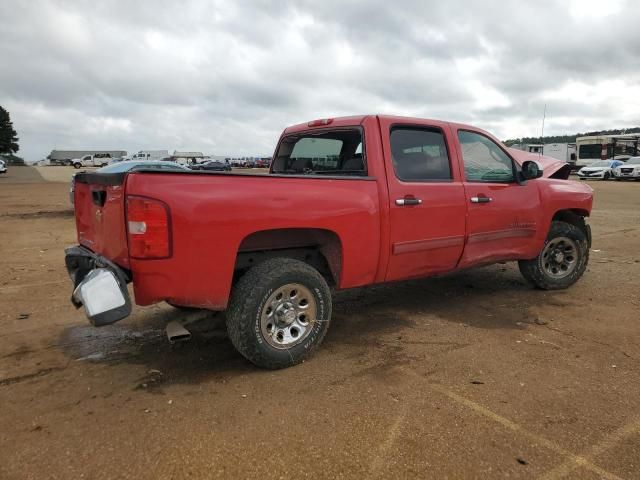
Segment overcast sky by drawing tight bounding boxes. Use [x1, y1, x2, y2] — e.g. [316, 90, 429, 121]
[1, 0, 639, 161]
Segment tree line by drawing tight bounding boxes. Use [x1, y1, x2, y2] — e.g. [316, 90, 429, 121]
[0, 106, 19, 154]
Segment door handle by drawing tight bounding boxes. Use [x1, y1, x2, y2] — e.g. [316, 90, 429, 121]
[470, 196, 492, 204]
[396, 197, 422, 206]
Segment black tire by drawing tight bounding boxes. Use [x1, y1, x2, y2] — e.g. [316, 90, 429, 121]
[73, 163, 81, 169]
[226, 257, 332, 369]
[603, 172, 610, 180]
[519, 221, 589, 290]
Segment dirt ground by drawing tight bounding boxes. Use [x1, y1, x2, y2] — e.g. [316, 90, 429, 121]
[1, 166, 639, 479]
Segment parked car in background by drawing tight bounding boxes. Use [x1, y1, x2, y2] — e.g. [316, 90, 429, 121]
[65, 114, 593, 369]
[229, 158, 248, 167]
[0, 158, 6, 174]
[577, 159, 623, 180]
[190, 160, 232, 171]
[70, 160, 190, 205]
[613, 157, 640, 180]
[255, 158, 272, 168]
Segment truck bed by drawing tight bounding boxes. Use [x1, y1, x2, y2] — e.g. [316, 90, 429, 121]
[74, 170, 382, 308]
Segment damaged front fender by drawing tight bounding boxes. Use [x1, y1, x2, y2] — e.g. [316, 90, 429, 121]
[508, 148, 572, 180]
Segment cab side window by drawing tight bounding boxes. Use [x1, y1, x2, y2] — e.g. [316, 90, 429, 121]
[390, 127, 452, 181]
[458, 131, 515, 182]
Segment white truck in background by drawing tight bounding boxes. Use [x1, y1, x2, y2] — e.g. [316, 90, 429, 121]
[126, 150, 170, 161]
[71, 153, 114, 169]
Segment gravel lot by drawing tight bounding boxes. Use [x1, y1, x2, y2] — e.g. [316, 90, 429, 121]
[1, 167, 639, 479]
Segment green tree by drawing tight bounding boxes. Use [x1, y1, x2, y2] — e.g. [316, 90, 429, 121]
[0, 106, 20, 154]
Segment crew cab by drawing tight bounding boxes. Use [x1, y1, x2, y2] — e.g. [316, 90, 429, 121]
[65, 115, 593, 369]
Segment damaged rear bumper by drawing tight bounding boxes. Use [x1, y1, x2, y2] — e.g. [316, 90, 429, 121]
[64, 245, 132, 326]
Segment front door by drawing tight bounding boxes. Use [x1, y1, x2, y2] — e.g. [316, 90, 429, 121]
[453, 128, 542, 268]
[381, 120, 467, 281]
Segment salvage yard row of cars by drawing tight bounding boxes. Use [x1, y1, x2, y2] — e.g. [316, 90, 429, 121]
[577, 157, 640, 180]
[108, 157, 236, 171]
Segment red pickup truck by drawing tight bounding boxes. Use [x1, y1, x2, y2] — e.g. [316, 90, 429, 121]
[66, 115, 593, 368]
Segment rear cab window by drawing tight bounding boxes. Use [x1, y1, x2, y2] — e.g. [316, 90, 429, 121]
[390, 127, 452, 181]
[271, 129, 366, 176]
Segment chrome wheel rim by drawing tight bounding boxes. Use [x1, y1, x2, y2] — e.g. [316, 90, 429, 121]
[260, 283, 317, 349]
[541, 236, 579, 279]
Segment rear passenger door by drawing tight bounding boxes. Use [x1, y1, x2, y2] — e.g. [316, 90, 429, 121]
[380, 120, 467, 281]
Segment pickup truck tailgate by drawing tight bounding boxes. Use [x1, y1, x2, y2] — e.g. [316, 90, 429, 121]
[73, 172, 130, 269]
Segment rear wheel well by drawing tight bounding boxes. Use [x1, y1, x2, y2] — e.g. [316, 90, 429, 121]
[552, 209, 591, 247]
[234, 228, 342, 286]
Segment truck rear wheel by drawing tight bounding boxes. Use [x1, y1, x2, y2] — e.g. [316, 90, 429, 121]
[518, 220, 589, 290]
[226, 258, 332, 369]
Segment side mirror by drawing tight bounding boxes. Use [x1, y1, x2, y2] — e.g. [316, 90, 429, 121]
[521, 160, 543, 180]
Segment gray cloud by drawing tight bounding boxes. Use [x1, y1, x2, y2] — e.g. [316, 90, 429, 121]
[0, 0, 639, 161]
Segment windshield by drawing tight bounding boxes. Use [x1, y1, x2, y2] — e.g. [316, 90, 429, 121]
[626, 158, 640, 165]
[589, 161, 610, 167]
[271, 129, 365, 175]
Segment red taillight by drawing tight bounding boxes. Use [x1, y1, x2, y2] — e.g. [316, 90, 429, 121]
[126, 195, 171, 259]
[307, 118, 333, 127]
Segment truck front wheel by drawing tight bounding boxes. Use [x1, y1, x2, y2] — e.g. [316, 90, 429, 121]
[518, 221, 589, 290]
[226, 258, 332, 369]
[73, 162, 82, 169]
